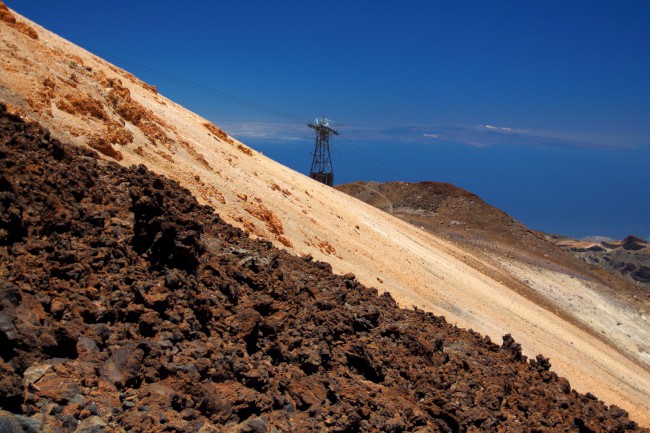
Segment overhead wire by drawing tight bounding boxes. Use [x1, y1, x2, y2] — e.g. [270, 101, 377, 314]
[99, 52, 308, 124]
[99, 52, 405, 182]
[334, 138, 405, 181]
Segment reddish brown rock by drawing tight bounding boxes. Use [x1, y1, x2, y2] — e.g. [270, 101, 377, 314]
[0, 105, 646, 432]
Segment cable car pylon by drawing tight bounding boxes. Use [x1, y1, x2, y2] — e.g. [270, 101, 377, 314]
[308, 116, 339, 186]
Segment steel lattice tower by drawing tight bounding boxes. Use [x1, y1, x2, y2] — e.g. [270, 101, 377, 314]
[308, 117, 339, 186]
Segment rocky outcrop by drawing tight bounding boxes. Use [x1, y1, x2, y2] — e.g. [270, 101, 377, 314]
[622, 236, 648, 251]
[1, 106, 646, 432]
[549, 235, 650, 287]
[634, 266, 650, 284]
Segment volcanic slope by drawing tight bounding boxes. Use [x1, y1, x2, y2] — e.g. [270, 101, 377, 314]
[334, 180, 648, 292]
[1, 3, 649, 424]
[336, 181, 650, 372]
[336, 180, 650, 290]
[1, 104, 648, 432]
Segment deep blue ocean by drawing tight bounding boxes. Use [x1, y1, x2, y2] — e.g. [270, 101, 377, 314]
[247, 139, 649, 241]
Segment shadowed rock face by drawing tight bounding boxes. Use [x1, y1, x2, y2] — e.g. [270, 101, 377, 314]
[1, 106, 646, 432]
[622, 236, 648, 252]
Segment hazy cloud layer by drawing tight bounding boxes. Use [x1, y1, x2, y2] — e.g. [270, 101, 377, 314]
[219, 121, 632, 149]
[219, 122, 310, 143]
[371, 125, 623, 149]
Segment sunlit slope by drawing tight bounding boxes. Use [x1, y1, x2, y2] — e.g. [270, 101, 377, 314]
[337, 181, 650, 369]
[1, 5, 648, 425]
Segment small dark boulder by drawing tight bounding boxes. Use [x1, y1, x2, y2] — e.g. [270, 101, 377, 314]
[622, 235, 647, 251]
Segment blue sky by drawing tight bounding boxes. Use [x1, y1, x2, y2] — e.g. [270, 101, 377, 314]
[8, 1, 650, 239]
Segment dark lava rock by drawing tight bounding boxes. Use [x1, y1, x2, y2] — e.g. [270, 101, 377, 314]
[0, 103, 647, 432]
[634, 265, 650, 284]
[622, 235, 647, 251]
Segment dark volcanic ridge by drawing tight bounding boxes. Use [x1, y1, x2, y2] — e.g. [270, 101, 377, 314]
[0, 105, 646, 432]
[335, 181, 535, 247]
[334, 180, 571, 274]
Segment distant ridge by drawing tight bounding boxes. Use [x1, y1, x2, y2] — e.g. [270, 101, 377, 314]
[337, 180, 650, 289]
[581, 236, 616, 243]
